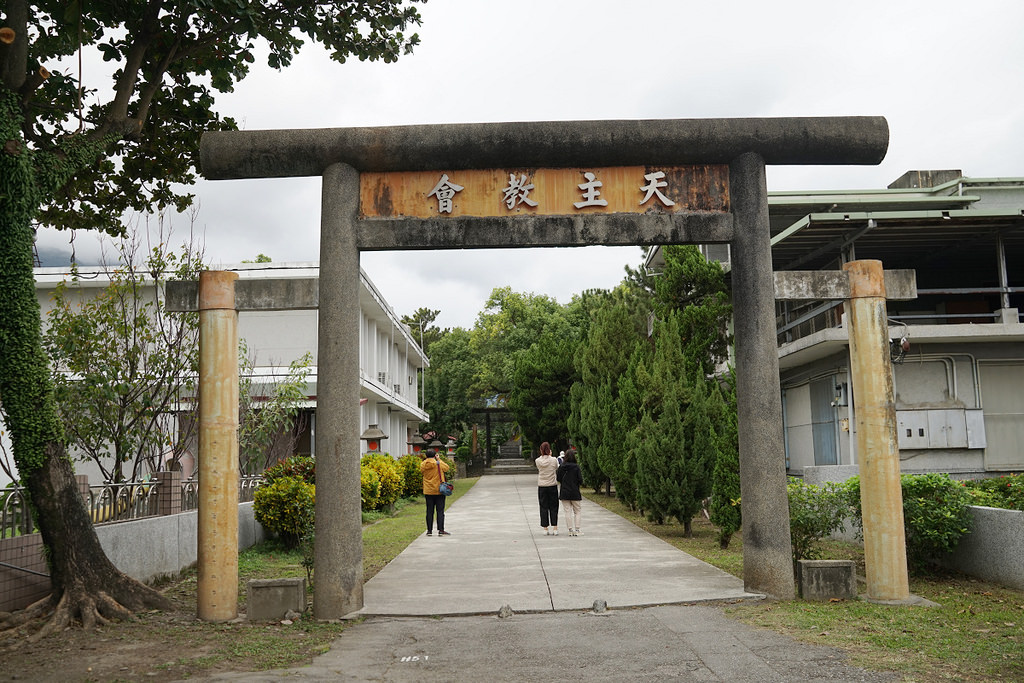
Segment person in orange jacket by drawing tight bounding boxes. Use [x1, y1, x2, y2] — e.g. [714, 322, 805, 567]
[420, 448, 451, 536]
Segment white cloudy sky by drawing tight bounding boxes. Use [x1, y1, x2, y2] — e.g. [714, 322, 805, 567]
[35, 0, 1024, 330]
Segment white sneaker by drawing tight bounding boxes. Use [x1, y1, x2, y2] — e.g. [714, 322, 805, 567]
[543, 529, 549, 536]
[569, 529, 576, 536]
[553, 529, 558, 536]
[576, 529, 583, 536]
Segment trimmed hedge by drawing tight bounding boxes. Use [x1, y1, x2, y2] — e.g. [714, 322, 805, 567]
[263, 455, 315, 484]
[253, 475, 316, 548]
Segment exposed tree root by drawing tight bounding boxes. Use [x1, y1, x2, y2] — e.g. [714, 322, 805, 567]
[1, 573, 171, 644]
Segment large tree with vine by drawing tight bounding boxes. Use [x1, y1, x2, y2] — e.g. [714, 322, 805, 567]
[0, 0, 422, 636]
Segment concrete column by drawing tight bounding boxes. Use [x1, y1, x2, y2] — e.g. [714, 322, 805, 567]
[844, 259, 910, 602]
[197, 270, 240, 622]
[729, 152, 795, 599]
[314, 163, 364, 619]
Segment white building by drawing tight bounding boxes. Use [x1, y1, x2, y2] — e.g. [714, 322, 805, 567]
[0, 262, 427, 487]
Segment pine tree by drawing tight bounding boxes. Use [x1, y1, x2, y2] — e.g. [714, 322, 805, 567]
[654, 245, 732, 376]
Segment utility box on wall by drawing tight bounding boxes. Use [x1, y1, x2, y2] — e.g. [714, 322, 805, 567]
[896, 409, 986, 449]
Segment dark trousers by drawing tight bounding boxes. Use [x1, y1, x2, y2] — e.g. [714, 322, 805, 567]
[538, 485, 559, 527]
[425, 494, 446, 533]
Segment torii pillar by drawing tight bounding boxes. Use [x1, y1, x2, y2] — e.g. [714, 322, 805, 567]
[844, 260, 911, 602]
[775, 262, 918, 603]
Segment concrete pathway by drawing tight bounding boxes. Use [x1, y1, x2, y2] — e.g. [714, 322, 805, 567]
[201, 475, 899, 682]
[358, 473, 758, 616]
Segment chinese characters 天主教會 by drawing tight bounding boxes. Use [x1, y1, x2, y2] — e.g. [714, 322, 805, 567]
[426, 169, 679, 214]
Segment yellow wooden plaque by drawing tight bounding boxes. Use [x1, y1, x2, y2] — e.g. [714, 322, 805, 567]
[359, 165, 729, 219]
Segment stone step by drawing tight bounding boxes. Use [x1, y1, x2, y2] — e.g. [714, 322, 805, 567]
[484, 467, 535, 475]
[485, 458, 535, 475]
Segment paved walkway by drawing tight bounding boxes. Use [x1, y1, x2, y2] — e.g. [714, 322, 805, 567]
[203, 475, 898, 682]
[359, 473, 757, 615]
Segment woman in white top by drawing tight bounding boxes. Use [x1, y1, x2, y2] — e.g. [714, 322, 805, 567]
[535, 441, 560, 535]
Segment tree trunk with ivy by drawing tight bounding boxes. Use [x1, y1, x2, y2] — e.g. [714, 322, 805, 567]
[0, 90, 171, 638]
[2, 0, 422, 635]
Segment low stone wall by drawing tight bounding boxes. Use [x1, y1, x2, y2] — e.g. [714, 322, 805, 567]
[940, 506, 1024, 590]
[95, 501, 266, 584]
[0, 502, 266, 612]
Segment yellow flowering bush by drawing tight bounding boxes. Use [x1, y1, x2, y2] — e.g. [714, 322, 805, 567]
[253, 476, 315, 548]
[361, 454, 402, 509]
[361, 464, 381, 511]
[395, 454, 423, 497]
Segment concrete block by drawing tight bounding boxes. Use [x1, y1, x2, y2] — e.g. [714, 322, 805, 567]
[247, 578, 307, 621]
[798, 560, 857, 601]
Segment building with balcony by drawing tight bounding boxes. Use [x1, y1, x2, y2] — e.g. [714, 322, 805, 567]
[648, 170, 1024, 478]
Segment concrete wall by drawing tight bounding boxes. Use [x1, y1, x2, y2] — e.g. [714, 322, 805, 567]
[95, 502, 266, 584]
[240, 310, 319, 366]
[0, 503, 266, 611]
[941, 506, 1024, 590]
[784, 344, 1024, 477]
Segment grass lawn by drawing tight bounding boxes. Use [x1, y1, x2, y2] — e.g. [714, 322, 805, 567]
[584, 489, 1024, 682]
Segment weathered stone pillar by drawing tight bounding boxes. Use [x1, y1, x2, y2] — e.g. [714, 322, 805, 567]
[314, 163, 364, 619]
[844, 259, 910, 602]
[729, 152, 795, 599]
[197, 270, 240, 622]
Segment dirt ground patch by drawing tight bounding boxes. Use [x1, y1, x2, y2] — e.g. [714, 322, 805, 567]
[1, 573, 347, 682]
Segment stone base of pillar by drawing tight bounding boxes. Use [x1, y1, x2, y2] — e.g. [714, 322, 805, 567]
[861, 593, 941, 608]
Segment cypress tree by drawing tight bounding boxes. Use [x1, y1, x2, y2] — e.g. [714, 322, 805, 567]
[569, 292, 641, 494]
[709, 375, 742, 548]
[634, 399, 687, 525]
[633, 313, 693, 524]
[680, 372, 715, 536]
[610, 341, 648, 509]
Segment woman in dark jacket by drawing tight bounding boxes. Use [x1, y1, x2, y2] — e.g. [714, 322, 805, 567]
[556, 449, 584, 536]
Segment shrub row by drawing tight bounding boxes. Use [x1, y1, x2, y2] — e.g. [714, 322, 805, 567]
[786, 472, 973, 573]
[960, 473, 1024, 511]
[254, 453, 457, 545]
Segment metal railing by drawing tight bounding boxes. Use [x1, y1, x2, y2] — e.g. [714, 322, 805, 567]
[0, 487, 35, 539]
[1, 474, 265, 537]
[778, 291, 1023, 343]
[181, 477, 199, 512]
[239, 475, 262, 503]
[87, 481, 161, 524]
[179, 474, 263, 512]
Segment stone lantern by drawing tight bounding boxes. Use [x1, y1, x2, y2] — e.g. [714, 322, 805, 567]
[427, 438, 443, 453]
[360, 424, 387, 454]
[445, 437, 457, 456]
[407, 432, 426, 455]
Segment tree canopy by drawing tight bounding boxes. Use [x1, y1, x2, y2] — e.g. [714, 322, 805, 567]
[4, 0, 423, 235]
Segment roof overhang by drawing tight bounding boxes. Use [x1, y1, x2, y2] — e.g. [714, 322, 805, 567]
[779, 322, 1024, 371]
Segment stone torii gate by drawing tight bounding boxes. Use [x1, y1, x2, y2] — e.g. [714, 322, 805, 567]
[200, 117, 889, 618]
